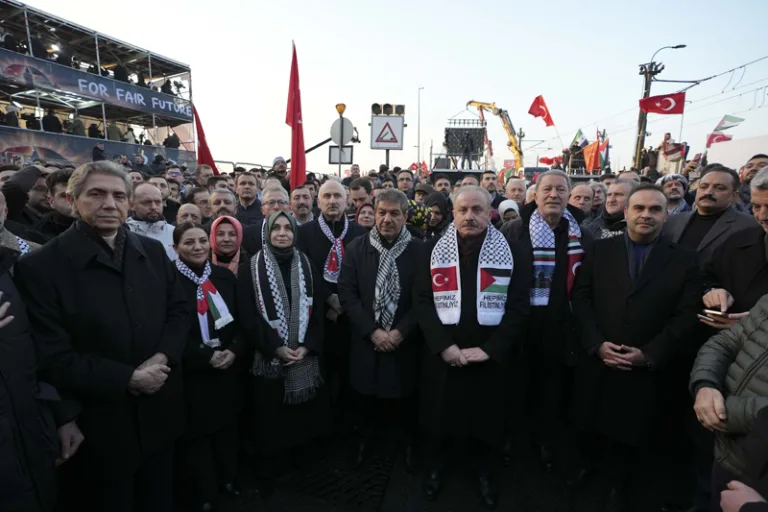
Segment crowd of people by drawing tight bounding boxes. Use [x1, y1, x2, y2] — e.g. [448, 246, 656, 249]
[1, 151, 767, 512]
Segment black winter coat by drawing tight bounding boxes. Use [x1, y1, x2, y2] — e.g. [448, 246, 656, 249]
[338, 232, 422, 398]
[14, 223, 191, 479]
[413, 230, 530, 445]
[0, 248, 61, 512]
[296, 217, 367, 296]
[703, 226, 768, 314]
[178, 265, 245, 436]
[33, 211, 75, 242]
[571, 235, 701, 446]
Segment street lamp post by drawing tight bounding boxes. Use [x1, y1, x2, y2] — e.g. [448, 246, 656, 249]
[633, 44, 686, 169]
[417, 87, 424, 167]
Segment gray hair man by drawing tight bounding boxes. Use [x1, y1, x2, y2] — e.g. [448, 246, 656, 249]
[582, 179, 637, 240]
[338, 188, 422, 469]
[413, 185, 528, 509]
[14, 161, 190, 511]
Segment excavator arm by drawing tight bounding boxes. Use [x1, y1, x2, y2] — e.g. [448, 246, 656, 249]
[467, 100, 524, 168]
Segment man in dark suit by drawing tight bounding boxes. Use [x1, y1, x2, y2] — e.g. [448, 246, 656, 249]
[15, 161, 190, 512]
[663, 163, 756, 270]
[572, 183, 701, 511]
[297, 179, 366, 427]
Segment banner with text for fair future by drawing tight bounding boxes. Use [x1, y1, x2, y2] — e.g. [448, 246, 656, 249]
[0, 48, 192, 122]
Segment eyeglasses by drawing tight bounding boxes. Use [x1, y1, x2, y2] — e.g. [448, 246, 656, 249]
[265, 200, 289, 207]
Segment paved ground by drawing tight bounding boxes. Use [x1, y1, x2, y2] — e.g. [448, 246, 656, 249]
[208, 433, 688, 512]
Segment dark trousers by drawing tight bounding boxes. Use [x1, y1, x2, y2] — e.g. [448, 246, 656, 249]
[425, 435, 495, 478]
[531, 356, 574, 449]
[324, 315, 352, 426]
[690, 414, 715, 511]
[56, 442, 174, 512]
[711, 461, 739, 512]
[355, 393, 417, 442]
[178, 422, 239, 507]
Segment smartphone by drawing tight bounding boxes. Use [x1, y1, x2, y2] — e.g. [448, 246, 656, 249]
[698, 314, 716, 322]
[703, 309, 729, 318]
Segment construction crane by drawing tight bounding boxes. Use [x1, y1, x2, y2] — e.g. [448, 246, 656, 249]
[467, 101, 524, 169]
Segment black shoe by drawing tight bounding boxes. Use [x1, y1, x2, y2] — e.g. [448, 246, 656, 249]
[478, 475, 498, 510]
[422, 469, 443, 501]
[501, 438, 513, 467]
[539, 444, 555, 473]
[200, 503, 217, 512]
[606, 487, 628, 512]
[221, 481, 241, 497]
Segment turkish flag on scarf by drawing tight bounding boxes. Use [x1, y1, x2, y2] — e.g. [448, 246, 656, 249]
[286, 43, 306, 190]
[528, 95, 555, 127]
[639, 92, 686, 114]
[193, 105, 220, 175]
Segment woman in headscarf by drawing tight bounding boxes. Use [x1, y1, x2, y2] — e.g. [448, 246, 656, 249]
[405, 199, 428, 240]
[425, 192, 451, 240]
[497, 199, 520, 223]
[173, 222, 244, 512]
[237, 211, 329, 470]
[210, 215, 248, 276]
[355, 203, 375, 231]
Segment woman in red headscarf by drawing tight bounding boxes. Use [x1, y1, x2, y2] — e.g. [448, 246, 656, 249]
[210, 216, 249, 276]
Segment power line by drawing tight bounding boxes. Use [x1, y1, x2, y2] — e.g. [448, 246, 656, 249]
[670, 55, 768, 92]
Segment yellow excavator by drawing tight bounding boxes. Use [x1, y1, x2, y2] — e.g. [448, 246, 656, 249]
[466, 101, 524, 168]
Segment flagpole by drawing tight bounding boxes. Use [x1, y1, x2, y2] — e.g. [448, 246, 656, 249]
[553, 126, 565, 151]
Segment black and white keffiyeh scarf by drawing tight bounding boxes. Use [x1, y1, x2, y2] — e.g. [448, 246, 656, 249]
[16, 237, 30, 256]
[430, 223, 513, 326]
[250, 247, 322, 404]
[369, 227, 412, 330]
[318, 215, 348, 283]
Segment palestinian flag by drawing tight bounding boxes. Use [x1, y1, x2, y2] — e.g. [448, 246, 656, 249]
[714, 115, 745, 132]
[480, 267, 511, 294]
[599, 139, 609, 168]
[570, 129, 588, 148]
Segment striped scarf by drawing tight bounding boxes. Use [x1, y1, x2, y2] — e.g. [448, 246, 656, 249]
[529, 209, 584, 306]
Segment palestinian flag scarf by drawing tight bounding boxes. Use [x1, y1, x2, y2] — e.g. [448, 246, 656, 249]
[175, 259, 234, 347]
[529, 208, 584, 306]
[429, 223, 513, 326]
[318, 215, 348, 283]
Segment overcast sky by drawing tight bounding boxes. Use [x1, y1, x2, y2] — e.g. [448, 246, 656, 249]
[25, 0, 768, 174]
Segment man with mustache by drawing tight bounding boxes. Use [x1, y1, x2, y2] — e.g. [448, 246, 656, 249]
[664, 164, 756, 272]
[658, 174, 692, 215]
[572, 183, 701, 511]
[413, 185, 529, 509]
[290, 184, 314, 225]
[738, 154, 768, 207]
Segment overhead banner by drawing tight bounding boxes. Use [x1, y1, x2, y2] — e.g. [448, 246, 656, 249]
[0, 125, 196, 169]
[0, 48, 192, 122]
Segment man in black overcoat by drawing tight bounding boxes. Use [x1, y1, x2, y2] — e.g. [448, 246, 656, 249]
[14, 161, 190, 512]
[572, 183, 700, 511]
[338, 189, 422, 469]
[414, 185, 529, 510]
[296, 180, 366, 425]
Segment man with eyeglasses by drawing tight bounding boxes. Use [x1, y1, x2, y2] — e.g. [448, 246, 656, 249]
[397, 169, 415, 199]
[240, 184, 291, 256]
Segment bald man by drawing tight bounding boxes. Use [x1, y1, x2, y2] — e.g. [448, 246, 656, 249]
[296, 179, 367, 421]
[176, 203, 202, 225]
[568, 183, 594, 214]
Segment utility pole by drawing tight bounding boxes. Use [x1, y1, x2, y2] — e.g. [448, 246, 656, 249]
[417, 87, 424, 166]
[633, 44, 687, 169]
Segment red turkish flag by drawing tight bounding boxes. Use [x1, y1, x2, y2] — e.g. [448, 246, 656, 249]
[706, 132, 733, 148]
[286, 43, 306, 190]
[639, 92, 686, 114]
[431, 267, 458, 293]
[193, 105, 220, 175]
[527, 95, 555, 127]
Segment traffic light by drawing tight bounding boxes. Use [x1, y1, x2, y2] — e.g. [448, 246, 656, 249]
[371, 103, 405, 115]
